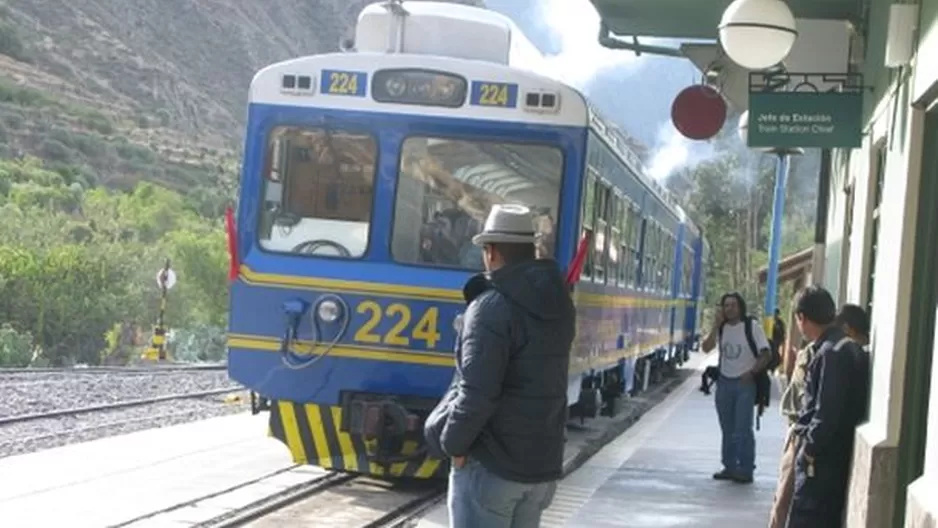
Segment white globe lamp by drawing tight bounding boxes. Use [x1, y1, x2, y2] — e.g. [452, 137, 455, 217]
[719, 0, 798, 70]
[738, 110, 749, 145]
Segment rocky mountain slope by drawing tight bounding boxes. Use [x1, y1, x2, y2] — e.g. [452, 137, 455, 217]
[0, 0, 480, 192]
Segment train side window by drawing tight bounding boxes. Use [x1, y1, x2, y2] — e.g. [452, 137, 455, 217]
[680, 246, 686, 296]
[684, 248, 692, 297]
[655, 227, 664, 292]
[651, 224, 664, 291]
[666, 235, 675, 294]
[616, 199, 628, 287]
[661, 231, 669, 293]
[258, 126, 376, 258]
[607, 193, 621, 285]
[644, 222, 655, 291]
[580, 170, 598, 281]
[657, 226, 668, 292]
[629, 208, 640, 286]
[592, 181, 609, 283]
[392, 137, 562, 269]
[665, 235, 677, 295]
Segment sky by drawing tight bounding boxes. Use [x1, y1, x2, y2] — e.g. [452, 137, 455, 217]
[489, 0, 723, 180]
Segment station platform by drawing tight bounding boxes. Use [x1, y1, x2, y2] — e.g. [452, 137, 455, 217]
[417, 354, 786, 527]
[0, 413, 295, 527]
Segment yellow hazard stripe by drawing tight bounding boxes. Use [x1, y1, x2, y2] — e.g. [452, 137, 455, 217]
[267, 401, 447, 480]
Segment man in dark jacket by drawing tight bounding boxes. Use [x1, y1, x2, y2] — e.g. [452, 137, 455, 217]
[787, 286, 870, 528]
[424, 203, 576, 528]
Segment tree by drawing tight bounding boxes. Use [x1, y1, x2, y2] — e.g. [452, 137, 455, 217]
[664, 127, 819, 320]
[0, 158, 230, 366]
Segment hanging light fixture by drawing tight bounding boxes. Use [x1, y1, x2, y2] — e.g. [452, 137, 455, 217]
[719, 0, 798, 70]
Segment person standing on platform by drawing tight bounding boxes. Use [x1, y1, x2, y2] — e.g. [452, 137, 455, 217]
[423, 204, 576, 528]
[768, 338, 817, 527]
[787, 286, 871, 527]
[836, 303, 871, 349]
[700, 292, 773, 484]
[771, 308, 787, 373]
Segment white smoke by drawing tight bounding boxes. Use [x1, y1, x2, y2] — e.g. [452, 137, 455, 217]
[532, 0, 643, 86]
[647, 125, 691, 181]
[647, 122, 720, 181]
[528, 0, 711, 180]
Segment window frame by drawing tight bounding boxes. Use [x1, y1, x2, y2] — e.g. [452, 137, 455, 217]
[592, 179, 610, 284]
[255, 124, 380, 261]
[628, 207, 641, 287]
[580, 168, 599, 281]
[388, 134, 566, 271]
[606, 191, 621, 285]
[616, 194, 631, 288]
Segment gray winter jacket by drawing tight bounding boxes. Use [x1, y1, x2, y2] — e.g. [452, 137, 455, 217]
[423, 258, 576, 483]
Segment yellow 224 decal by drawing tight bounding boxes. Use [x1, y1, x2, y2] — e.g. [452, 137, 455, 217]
[353, 302, 442, 349]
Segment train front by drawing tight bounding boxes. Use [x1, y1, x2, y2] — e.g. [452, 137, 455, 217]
[226, 52, 583, 479]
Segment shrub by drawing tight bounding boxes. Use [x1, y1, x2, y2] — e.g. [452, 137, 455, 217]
[0, 323, 35, 367]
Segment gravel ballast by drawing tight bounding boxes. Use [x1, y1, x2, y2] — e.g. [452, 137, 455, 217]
[0, 369, 250, 458]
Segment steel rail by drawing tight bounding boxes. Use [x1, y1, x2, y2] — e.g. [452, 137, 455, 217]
[0, 387, 246, 426]
[105, 465, 309, 528]
[200, 472, 358, 528]
[0, 408, 218, 449]
[361, 486, 447, 528]
[0, 364, 226, 375]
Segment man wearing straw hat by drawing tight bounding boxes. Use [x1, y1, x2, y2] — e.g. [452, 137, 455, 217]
[424, 203, 576, 528]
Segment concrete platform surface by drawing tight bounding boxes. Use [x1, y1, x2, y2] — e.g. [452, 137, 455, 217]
[0, 413, 294, 528]
[418, 354, 786, 527]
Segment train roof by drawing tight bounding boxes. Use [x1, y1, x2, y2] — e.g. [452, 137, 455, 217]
[355, 1, 549, 73]
[248, 1, 700, 234]
[586, 106, 685, 226]
[248, 52, 588, 127]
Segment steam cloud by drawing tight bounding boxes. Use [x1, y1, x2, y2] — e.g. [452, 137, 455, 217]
[647, 124, 718, 181]
[532, 0, 642, 85]
[529, 0, 712, 181]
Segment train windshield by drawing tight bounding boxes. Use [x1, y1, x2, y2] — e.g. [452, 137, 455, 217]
[391, 136, 562, 270]
[257, 126, 376, 258]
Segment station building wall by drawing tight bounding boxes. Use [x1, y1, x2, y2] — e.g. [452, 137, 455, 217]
[823, 0, 938, 525]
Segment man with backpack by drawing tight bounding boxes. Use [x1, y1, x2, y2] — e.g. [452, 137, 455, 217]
[700, 292, 774, 484]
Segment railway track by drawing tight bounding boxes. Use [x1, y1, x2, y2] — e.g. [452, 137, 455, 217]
[1, 364, 246, 458]
[0, 386, 245, 427]
[110, 466, 446, 528]
[229, 474, 445, 528]
[0, 363, 227, 376]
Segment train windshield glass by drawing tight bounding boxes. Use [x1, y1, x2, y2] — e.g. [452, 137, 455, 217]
[391, 136, 562, 270]
[257, 126, 377, 258]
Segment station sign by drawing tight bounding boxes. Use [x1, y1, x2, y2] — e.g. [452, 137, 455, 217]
[747, 72, 864, 149]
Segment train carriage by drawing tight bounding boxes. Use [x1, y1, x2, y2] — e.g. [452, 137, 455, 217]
[227, 0, 708, 480]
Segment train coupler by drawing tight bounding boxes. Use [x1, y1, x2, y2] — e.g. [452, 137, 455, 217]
[343, 395, 430, 466]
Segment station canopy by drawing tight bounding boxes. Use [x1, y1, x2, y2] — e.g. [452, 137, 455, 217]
[588, 0, 863, 39]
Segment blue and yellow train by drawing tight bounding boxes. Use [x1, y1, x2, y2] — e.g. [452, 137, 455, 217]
[227, 1, 710, 480]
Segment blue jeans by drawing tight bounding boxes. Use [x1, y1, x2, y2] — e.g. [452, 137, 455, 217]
[448, 458, 557, 528]
[715, 375, 756, 477]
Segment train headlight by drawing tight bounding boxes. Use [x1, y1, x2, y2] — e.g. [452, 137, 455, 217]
[317, 300, 341, 323]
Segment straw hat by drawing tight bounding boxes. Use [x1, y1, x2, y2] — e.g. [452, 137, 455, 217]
[471, 204, 537, 246]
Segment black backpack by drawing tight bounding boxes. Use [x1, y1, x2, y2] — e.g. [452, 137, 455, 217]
[717, 316, 776, 430]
